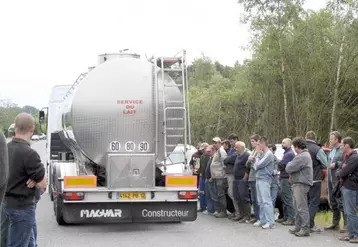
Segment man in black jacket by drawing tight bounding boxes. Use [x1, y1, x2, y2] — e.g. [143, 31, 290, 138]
[305, 131, 328, 233]
[3, 113, 47, 247]
[336, 137, 358, 243]
[0, 131, 9, 246]
[197, 143, 210, 212]
[224, 134, 239, 219]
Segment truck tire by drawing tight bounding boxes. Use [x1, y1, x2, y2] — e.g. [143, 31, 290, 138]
[54, 195, 67, 226]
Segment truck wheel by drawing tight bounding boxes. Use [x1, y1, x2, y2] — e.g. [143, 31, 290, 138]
[49, 187, 54, 201]
[54, 195, 67, 226]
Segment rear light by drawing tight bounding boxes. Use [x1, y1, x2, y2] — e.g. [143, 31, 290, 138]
[64, 192, 85, 201]
[178, 191, 198, 199]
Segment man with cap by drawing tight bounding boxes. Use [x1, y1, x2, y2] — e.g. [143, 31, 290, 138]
[210, 137, 228, 218]
[197, 142, 210, 212]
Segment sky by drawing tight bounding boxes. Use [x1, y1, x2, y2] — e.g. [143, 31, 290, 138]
[0, 0, 328, 109]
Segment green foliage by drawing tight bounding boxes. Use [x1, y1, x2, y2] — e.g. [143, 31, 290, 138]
[188, 0, 358, 145]
[0, 101, 46, 136]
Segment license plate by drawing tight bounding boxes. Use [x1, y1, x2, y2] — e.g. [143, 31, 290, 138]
[119, 192, 146, 200]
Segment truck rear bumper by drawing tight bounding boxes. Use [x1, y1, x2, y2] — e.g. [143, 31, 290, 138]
[62, 201, 197, 223]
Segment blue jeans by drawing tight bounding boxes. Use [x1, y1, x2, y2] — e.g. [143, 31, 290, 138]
[1, 205, 8, 247]
[271, 177, 279, 215]
[308, 182, 321, 228]
[5, 206, 36, 247]
[208, 178, 227, 213]
[341, 187, 358, 239]
[199, 177, 207, 210]
[205, 179, 215, 213]
[280, 178, 295, 221]
[233, 179, 250, 204]
[256, 179, 275, 225]
[249, 181, 259, 220]
[29, 201, 39, 247]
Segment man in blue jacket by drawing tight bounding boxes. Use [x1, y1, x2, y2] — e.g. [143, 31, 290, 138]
[277, 138, 295, 225]
[253, 137, 275, 229]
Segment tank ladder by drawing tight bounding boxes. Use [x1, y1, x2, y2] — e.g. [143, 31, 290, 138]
[152, 50, 192, 174]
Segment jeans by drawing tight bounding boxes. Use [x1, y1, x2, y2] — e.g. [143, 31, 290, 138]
[308, 182, 321, 228]
[327, 169, 344, 225]
[1, 205, 8, 247]
[280, 178, 295, 221]
[256, 179, 275, 225]
[205, 179, 215, 213]
[5, 206, 36, 247]
[292, 183, 310, 231]
[341, 187, 358, 239]
[249, 181, 259, 220]
[227, 174, 239, 214]
[29, 200, 39, 247]
[233, 179, 250, 204]
[199, 177, 207, 210]
[208, 178, 227, 213]
[271, 177, 279, 212]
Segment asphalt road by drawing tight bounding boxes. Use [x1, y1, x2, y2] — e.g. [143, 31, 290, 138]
[28, 140, 350, 247]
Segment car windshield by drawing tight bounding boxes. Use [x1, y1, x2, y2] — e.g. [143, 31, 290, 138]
[167, 145, 196, 164]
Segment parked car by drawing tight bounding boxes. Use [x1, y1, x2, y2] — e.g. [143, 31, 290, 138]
[158, 144, 197, 175]
[31, 135, 40, 141]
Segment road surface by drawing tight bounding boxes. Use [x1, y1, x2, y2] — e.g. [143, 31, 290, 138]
[27, 140, 350, 247]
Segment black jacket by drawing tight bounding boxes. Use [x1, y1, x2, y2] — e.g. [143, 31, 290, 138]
[336, 150, 358, 191]
[5, 138, 45, 209]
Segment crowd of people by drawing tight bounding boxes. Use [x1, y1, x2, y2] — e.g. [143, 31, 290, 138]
[1, 112, 358, 245]
[190, 131, 358, 243]
[0, 113, 47, 247]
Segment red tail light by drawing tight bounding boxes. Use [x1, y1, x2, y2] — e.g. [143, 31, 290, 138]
[64, 192, 85, 201]
[178, 191, 198, 199]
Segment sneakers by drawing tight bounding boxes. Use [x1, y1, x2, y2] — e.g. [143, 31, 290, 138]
[238, 216, 250, 223]
[202, 210, 213, 215]
[262, 223, 275, 229]
[295, 229, 310, 237]
[349, 238, 358, 243]
[276, 218, 286, 223]
[253, 220, 262, 227]
[231, 215, 243, 221]
[338, 236, 358, 243]
[310, 225, 322, 233]
[338, 236, 350, 241]
[282, 220, 295, 226]
[324, 224, 339, 230]
[289, 228, 300, 234]
[246, 218, 257, 224]
[215, 212, 227, 218]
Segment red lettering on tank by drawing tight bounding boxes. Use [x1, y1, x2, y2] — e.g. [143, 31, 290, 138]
[117, 100, 143, 105]
[117, 100, 142, 115]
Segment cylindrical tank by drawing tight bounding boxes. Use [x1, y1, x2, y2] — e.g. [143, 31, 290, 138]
[61, 54, 184, 168]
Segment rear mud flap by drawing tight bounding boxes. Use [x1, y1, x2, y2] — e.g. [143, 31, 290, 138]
[62, 201, 197, 223]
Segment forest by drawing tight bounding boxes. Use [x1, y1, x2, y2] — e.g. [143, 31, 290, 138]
[0, 101, 43, 135]
[188, 0, 358, 145]
[1, 0, 358, 146]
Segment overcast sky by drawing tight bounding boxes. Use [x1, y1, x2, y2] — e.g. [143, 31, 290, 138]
[0, 0, 327, 109]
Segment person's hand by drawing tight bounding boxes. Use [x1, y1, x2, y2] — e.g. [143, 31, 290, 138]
[255, 145, 262, 154]
[243, 172, 248, 182]
[26, 179, 36, 188]
[330, 163, 336, 169]
[248, 156, 254, 161]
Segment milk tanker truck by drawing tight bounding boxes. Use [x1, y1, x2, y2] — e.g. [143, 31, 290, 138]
[39, 50, 198, 225]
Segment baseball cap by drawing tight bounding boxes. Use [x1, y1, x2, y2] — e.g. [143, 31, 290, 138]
[199, 142, 209, 150]
[212, 137, 221, 143]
